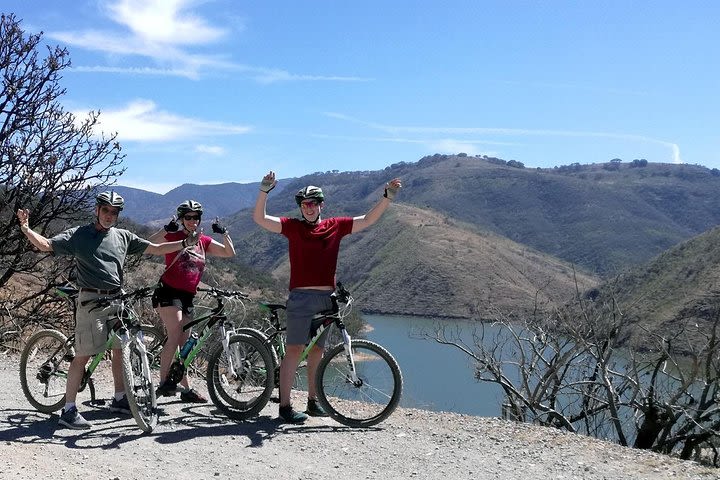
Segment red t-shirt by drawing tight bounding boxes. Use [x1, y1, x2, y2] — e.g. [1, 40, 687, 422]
[281, 217, 354, 290]
[160, 231, 213, 293]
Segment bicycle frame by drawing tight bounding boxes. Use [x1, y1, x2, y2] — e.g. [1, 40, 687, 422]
[161, 287, 248, 383]
[260, 284, 360, 384]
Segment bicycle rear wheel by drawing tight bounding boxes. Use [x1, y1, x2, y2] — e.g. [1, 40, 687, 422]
[121, 332, 158, 432]
[316, 339, 403, 428]
[19, 329, 72, 413]
[206, 333, 274, 420]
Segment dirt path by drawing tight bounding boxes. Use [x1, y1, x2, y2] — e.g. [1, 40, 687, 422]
[0, 353, 717, 480]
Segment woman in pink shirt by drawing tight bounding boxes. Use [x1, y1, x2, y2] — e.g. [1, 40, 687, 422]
[149, 200, 235, 402]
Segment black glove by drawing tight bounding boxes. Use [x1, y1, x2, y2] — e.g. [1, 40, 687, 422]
[212, 222, 227, 234]
[164, 217, 179, 232]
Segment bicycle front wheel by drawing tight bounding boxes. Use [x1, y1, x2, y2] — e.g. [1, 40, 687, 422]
[20, 329, 72, 413]
[206, 333, 274, 420]
[316, 339, 403, 428]
[121, 333, 158, 432]
[140, 324, 165, 371]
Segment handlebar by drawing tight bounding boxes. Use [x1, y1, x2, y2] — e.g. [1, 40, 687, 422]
[196, 286, 249, 300]
[333, 282, 352, 304]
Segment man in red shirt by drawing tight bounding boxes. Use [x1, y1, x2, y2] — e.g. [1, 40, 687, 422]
[253, 171, 401, 423]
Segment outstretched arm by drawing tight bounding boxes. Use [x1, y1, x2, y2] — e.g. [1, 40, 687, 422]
[253, 170, 282, 234]
[352, 178, 402, 233]
[16, 209, 53, 252]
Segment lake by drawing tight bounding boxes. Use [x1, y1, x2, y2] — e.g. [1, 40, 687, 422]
[362, 314, 503, 417]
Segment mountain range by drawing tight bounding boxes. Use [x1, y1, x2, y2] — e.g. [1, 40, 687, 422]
[117, 155, 720, 320]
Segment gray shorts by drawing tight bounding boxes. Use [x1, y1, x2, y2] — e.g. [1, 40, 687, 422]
[75, 291, 121, 356]
[286, 289, 334, 347]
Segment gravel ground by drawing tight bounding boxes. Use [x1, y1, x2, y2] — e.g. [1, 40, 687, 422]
[0, 353, 717, 480]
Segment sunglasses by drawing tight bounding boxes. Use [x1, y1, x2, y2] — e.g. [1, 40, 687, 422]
[183, 214, 201, 221]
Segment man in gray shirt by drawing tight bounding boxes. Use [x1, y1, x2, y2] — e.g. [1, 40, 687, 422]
[17, 191, 198, 429]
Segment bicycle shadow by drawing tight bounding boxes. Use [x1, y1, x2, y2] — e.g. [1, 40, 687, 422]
[0, 402, 145, 449]
[1, 402, 386, 450]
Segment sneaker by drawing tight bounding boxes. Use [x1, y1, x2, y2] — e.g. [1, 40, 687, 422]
[156, 381, 177, 397]
[58, 406, 92, 430]
[279, 405, 308, 424]
[180, 388, 208, 403]
[109, 396, 132, 415]
[306, 398, 329, 417]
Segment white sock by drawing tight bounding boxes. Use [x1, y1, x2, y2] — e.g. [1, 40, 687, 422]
[64, 402, 76, 411]
[114, 392, 126, 401]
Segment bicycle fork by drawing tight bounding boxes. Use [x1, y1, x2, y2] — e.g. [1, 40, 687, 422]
[341, 329, 361, 386]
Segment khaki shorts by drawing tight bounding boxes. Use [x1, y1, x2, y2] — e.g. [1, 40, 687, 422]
[74, 291, 121, 356]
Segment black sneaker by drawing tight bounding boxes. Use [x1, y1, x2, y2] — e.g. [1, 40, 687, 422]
[180, 388, 208, 403]
[305, 398, 329, 417]
[109, 396, 131, 415]
[279, 405, 308, 424]
[156, 381, 177, 397]
[58, 406, 92, 429]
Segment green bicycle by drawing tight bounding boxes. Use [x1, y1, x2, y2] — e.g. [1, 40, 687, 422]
[231, 283, 404, 427]
[149, 286, 275, 419]
[19, 284, 163, 432]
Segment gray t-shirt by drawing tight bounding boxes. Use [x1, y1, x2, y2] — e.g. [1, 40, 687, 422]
[50, 224, 151, 290]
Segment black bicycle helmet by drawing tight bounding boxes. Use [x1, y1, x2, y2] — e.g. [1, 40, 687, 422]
[295, 186, 324, 206]
[95, 191, 124, 210]
[176, 200, 203, 218]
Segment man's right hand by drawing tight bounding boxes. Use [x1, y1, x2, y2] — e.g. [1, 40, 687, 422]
[260, 171, 277, 193]
[16, 208, 30, 232]
[164, 216, 179, 232]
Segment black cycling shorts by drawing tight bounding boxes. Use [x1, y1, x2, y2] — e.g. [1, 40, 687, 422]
[151, 283, 195, 315]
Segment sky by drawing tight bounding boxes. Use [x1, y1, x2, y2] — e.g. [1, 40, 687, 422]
[5, 1, 720, 194]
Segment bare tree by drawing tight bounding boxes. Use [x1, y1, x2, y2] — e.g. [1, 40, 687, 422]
[429, 298, 720, 465]
[0, 14, 125, 340]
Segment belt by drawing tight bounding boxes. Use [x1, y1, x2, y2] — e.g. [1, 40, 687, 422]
[80, 287, 121, 295]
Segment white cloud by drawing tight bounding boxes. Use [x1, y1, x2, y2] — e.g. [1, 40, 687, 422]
[81, 99, 251, 142]
[325, 112, 683, 165]
[195, 144, 225, 156]
[49, 0, 363, 82]
[107, 0, 227, 45]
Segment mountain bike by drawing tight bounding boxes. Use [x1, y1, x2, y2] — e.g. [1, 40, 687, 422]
[234, 283, 403, 427]
[149, 287, 274, 419]
[19, 284, 163, 432]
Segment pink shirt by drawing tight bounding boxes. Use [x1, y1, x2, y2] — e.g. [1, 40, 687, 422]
[281, 217, 353, 290]
[160, 231, 213, 293]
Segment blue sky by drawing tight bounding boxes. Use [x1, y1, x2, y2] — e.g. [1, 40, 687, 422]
[6, 1, 719, 193]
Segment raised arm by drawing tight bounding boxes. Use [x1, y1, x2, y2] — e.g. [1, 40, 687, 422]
[206, 220, 236, 258]
[253, 170, 282, 234]
[352, 178, 402, 233]
[144, 231, 199, 255]
[16, 208, 53, 252]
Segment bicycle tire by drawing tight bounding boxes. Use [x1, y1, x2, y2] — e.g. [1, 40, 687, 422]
[140, 324, 165, 371]
[234, 327, 280, 377]
[121, 332, 158, 432]
[19, 329, 73, 413]
[206, 333, 274, 420]
[316, 339, 403, 428]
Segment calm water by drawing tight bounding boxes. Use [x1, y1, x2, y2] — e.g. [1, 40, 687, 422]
[363, 314, 503, 417]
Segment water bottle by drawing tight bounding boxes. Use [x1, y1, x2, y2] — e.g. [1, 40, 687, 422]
[179, 332, 199, 359]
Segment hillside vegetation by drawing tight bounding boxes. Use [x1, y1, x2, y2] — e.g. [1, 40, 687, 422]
[587, 225, 720, 346]
[120, 155, 720, 277]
